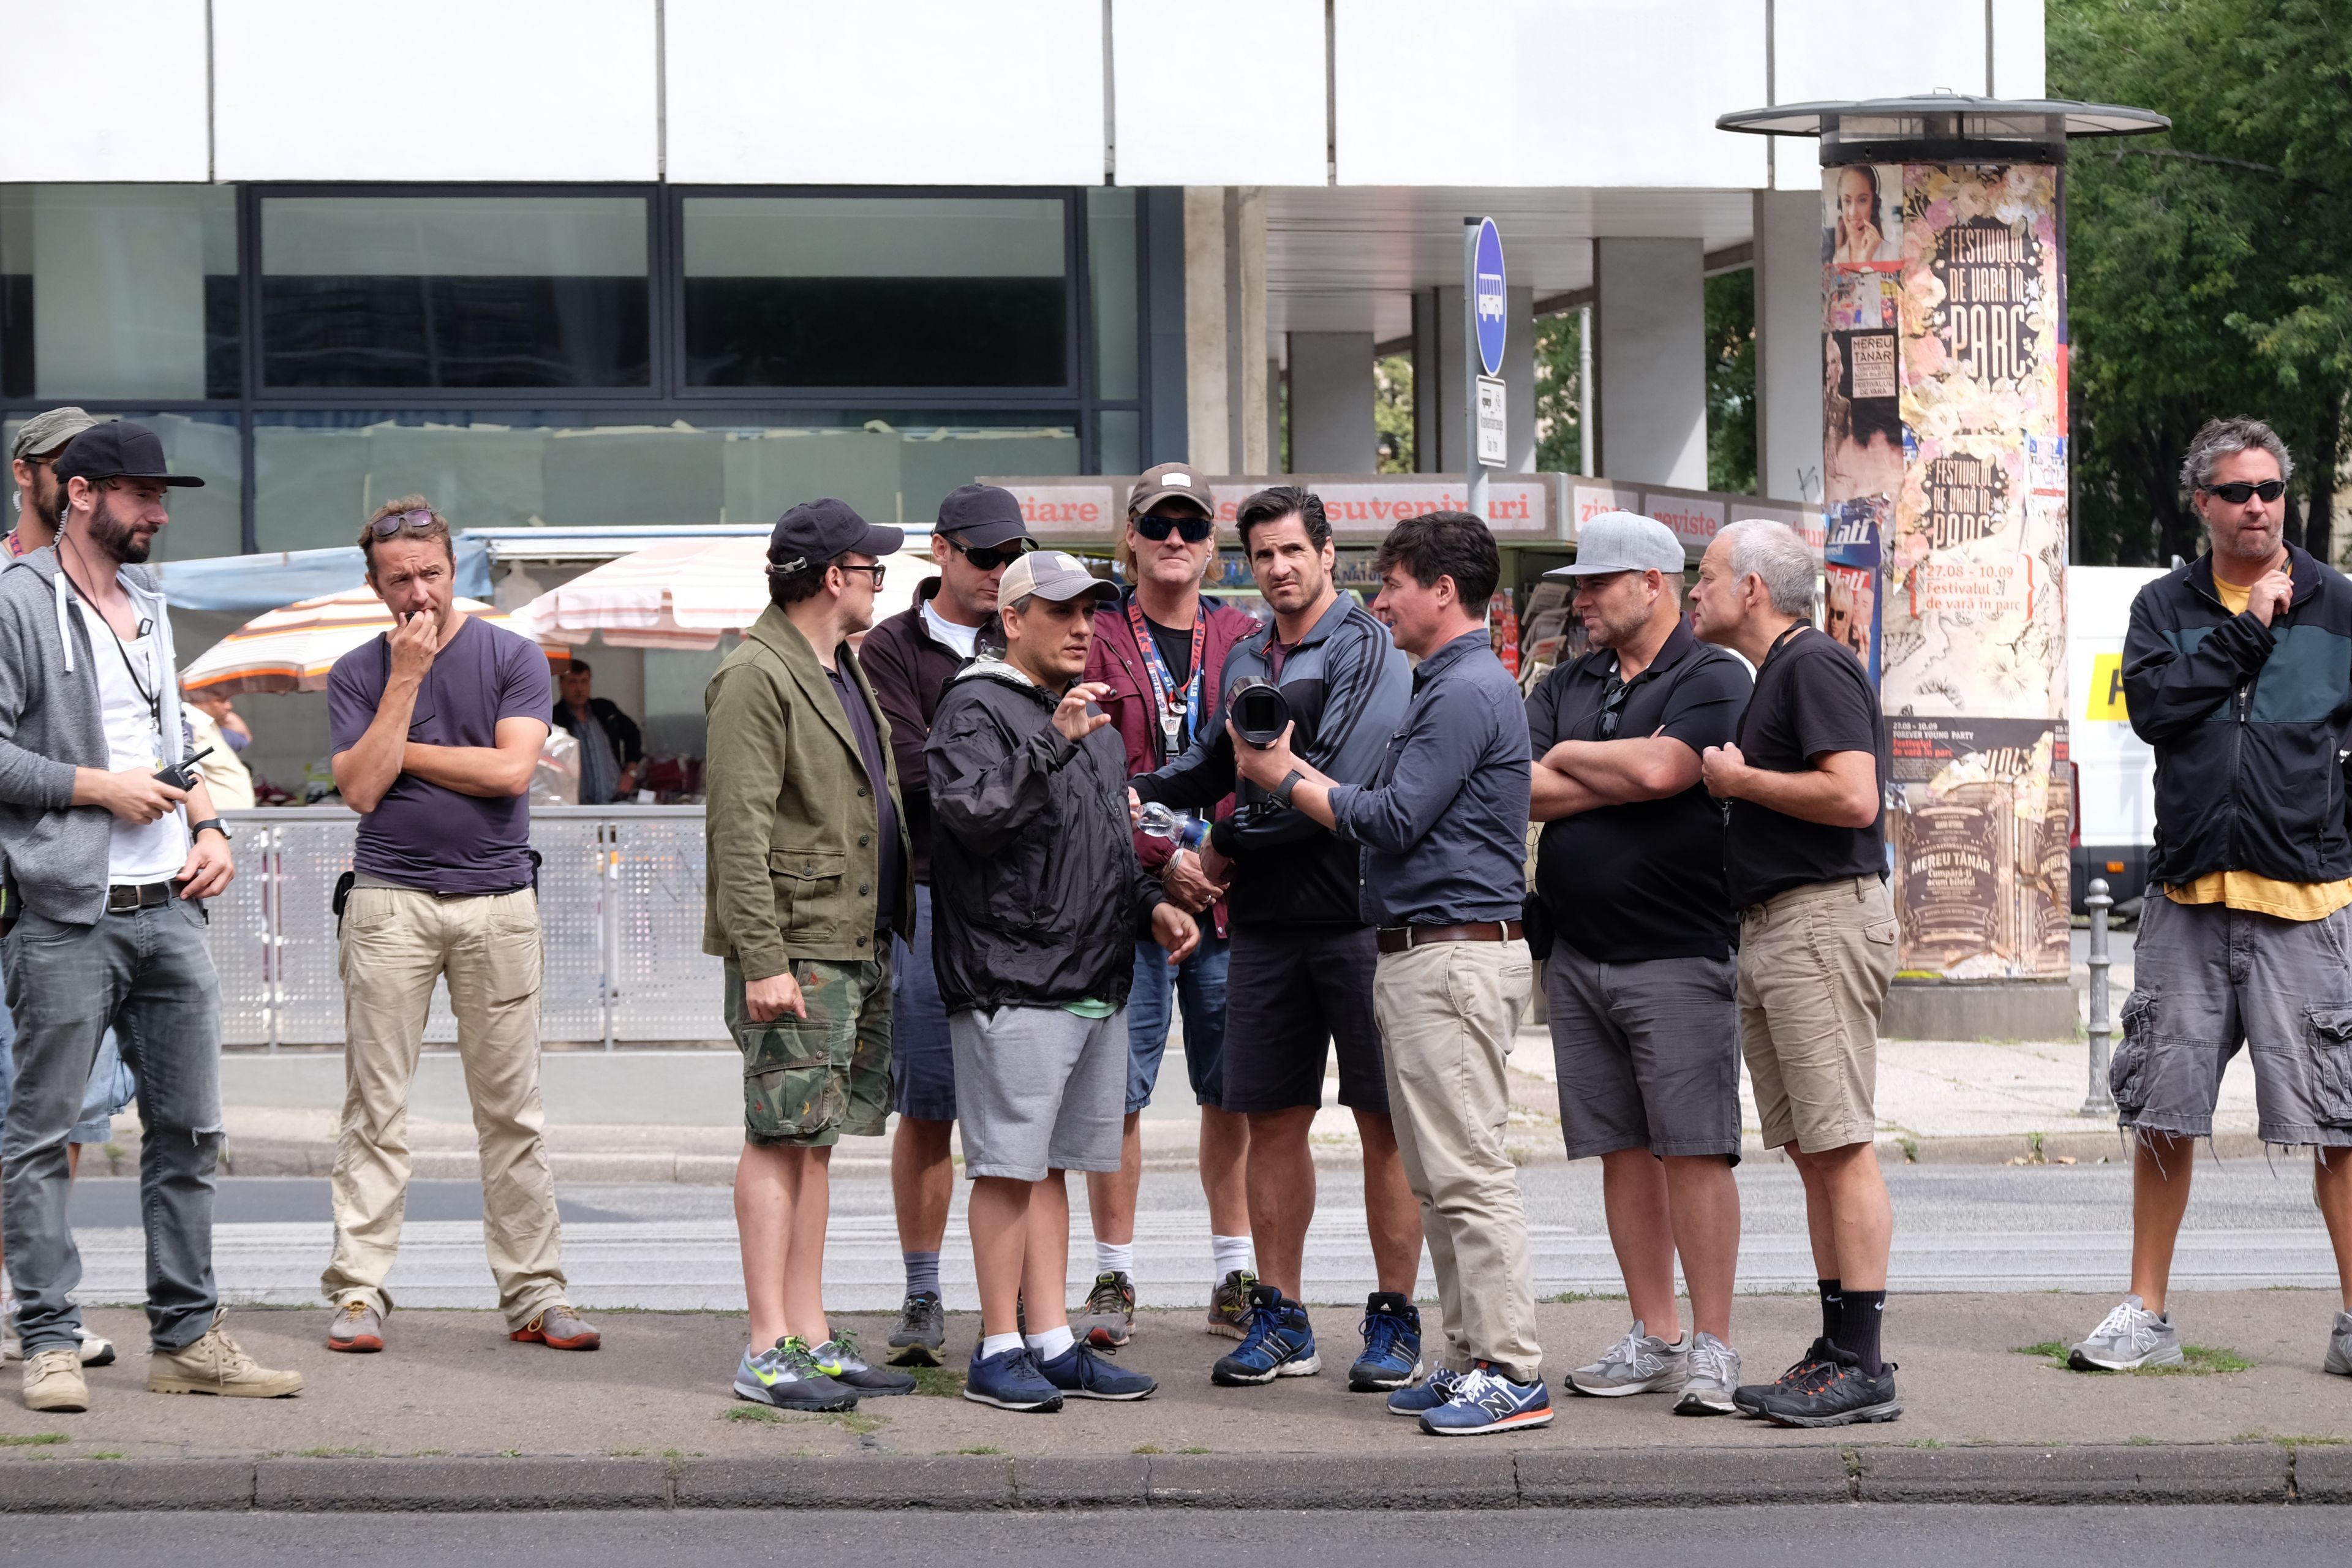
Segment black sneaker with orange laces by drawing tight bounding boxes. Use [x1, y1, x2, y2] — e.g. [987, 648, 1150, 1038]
[1731, 1336, 1836, 1417]
[1752, 1344, 1901, 1428]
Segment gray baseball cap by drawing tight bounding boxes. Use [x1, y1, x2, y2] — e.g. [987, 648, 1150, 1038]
[1000, 549, 1115, 605]
[1548, 511, 1687, 577]
[10, 406, 105, 464]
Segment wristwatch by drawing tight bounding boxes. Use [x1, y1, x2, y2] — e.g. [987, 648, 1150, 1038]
[1272, 769, 1305, 807]
[190, 818, 230, 842]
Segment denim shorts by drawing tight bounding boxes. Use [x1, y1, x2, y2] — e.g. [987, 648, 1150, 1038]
[889, 884, 957, 1122]
[1125, 935, 1229, 1114]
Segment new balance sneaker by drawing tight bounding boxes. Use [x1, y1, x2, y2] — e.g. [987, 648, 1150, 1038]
[2069, 1295, 2184, 1371]
[810, 1331, 917, 1396]
[1568, 1320, 1689, 1397]
[2325, 1310, 2352, 1378]
[734, 1336, 859, 1412]
[1348, 1292, 1423, 1392]
[1207, 1268, 1256, 1340]
[1387, 1364, 1464, 1418]
[326, 1298, 385, 1353]
[887, 1291, 946, 1366]
[1418, 1363, 1555, 1437]
[1076, 1271, 1137, 1349]
[963, 1342, 1063, 1413]
[1211, 1284, 1320, 1385]
[1673, 1331, 1741, 1415]
[1732, 1336, 1837, 1417]
[1752, 1345, 1900, 1427]
[1038, 1340, 1156, 1401]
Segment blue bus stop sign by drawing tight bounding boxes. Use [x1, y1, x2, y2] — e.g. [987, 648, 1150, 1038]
[1472, 217, 1506, 377]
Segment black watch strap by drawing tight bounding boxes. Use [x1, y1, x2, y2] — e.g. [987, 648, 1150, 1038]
[1273, 769, 1305, 807]
[190, 818, 230, 841]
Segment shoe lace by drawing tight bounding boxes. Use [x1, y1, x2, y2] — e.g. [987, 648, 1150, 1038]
[339, 1300, 371, 1322]
[773, 1335, 823, 1376]
[1085, 1273, 1128, 1316]
[1687, 1336, 1736, 1385]
[2090, 1300, 2150, 1343]
[1233, 1298, 1283, 1357]
[1217, 1269, 1259, 1310]
[1595, 1324, 1649, 1375]
[829, 1327, 863, 1362]
[1358, 1308, 1412, 1364]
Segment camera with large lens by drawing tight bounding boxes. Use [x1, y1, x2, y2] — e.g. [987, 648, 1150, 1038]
[1229, 677, 1291, 748]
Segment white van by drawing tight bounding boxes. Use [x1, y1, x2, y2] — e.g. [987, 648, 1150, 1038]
[2068, 565, 2166, 914]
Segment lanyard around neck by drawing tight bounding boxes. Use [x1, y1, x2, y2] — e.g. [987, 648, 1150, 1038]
[1126, 596, 1205, 756]
[63, 565, 161, 733]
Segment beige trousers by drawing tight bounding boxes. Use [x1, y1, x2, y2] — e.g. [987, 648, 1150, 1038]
[1373, 937, 1542, 1384]
[322, 885, 568, 1327]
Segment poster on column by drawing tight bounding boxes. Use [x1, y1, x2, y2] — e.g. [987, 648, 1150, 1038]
[1887, 718, 2073, 979]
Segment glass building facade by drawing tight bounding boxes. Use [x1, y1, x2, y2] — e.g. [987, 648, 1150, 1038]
[1, 184, 1156, 560]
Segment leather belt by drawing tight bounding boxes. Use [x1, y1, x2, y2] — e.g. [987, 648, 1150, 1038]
[1376, 919, 1523, 954]
[105, 879, 183, 914]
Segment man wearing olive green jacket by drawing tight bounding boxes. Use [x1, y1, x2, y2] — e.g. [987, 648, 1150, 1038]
[703, 499, 918, 1412]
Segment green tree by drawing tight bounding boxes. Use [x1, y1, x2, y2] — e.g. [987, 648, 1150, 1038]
[1534, 311, 1583, 473]
[1705, 270, 1757, 494]
[1374, 353, 1415, 473]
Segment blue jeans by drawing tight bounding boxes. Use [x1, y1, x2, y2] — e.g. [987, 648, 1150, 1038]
[0, 947, 138, 1147]
[889, 883, 957, 1121]
[1125, 935, 1231, 1114]
[1, 900, 224, 1354]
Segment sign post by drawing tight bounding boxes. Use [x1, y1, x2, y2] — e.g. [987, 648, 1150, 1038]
[1464, 216, 1505, 519]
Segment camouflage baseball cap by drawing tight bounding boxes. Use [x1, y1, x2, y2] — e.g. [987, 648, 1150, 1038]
[9, 407, 105, 464]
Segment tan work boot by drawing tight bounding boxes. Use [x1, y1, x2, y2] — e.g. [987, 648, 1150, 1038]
[148, 1311, 304, 1398]
[23, 1346, 90, 1412]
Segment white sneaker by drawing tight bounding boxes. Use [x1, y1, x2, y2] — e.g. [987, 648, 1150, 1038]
[1567, 1320, 1689, 1396]
[2068, 1295, 2184, 1371]
[2324, 1310, 2352, 1378]
[75, 1327, 116, 1367]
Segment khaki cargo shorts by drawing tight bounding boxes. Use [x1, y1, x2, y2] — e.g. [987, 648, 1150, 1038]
[724, 954, 894, 1147]
[1736, 875, 1898, 1154]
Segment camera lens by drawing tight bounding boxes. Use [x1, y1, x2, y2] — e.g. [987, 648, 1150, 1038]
[1231, 678, 1291, 748]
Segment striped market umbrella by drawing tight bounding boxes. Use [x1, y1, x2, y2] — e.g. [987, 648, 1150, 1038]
[507, 535, 938, 652]
[178, 587, 525, 696]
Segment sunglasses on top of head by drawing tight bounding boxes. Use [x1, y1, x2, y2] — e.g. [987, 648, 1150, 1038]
[1132, 510, 1215, 543]
[2202, 479, 2286, 505]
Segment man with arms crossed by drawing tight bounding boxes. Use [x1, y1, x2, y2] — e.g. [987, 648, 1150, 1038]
[1131, 484, 1424, 1392]
[927, 550, 1194, 1413]
[1528, 513, 1752, 1415]
[1691, 517, 1898, 1428]
[704, 500, 919, 1412]
[2071, 418, 2352, 1378]
[1234, 510, 1546, 1437]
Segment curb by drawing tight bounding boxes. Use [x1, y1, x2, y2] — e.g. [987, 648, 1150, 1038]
[2, 1445, 2344, 1513]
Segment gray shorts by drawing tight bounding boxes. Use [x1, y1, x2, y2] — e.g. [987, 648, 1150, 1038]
[2116, 892, 2352, 1148]
[949, 1005, 1128, 1182]
[1545, 944, 1742, 1162]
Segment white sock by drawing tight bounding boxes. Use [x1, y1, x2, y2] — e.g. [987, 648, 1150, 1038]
[1095, 1240, 1135, 1277]
[1212, 1233, 1255, 1280]
[980, 1332, 1025, 1359]
[1026, 1324, 1076, 1362]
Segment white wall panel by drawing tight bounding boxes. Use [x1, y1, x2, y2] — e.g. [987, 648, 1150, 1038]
[1333, 1, 1765, 189]
[1773, 0, 1986, 189]
[667, 0, 1103, 186]
[1991, 0, 2047, 99]
[1112, 0, 1325, 187]
[0, 0, 209, 182]
[213, 0, 657, 181]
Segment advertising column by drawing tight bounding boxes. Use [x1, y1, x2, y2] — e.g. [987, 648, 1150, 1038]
[1822, 162, 2071, 983]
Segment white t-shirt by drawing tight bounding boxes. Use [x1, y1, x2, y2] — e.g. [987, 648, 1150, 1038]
[75, 599, 190, 883]
[921, 595, 980, 660]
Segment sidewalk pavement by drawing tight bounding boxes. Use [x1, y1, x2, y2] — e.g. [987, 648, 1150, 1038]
[4, 1292, 2348, 1511]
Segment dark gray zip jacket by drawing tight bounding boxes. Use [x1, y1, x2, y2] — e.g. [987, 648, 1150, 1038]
[925, 656, 1167, 1012]
[2124, 544, 2352, 887]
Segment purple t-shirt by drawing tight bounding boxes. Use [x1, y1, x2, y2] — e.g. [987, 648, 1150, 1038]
[327, 614, 553, 894]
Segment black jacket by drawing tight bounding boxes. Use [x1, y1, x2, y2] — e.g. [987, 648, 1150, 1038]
[2124, 544, 2352, 887]
[553, 696, 642, 765]
[925, 658, 1166, 1012]
[860, 579, 971, 883]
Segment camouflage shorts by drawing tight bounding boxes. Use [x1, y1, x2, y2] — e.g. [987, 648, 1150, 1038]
[724, 954, 894, 1147]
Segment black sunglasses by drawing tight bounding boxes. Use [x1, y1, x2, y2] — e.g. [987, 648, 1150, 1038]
[1596, 673, 1638, 739]
[1133, 511, 1215, 543]
[837, 562, 888, 587]
[2202, 479, 2286, 505]
[954, 538, 1031, 572]
[369, 506, 439, 538]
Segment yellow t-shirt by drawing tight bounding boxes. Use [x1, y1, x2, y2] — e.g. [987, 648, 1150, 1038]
[2165, 575, 2352, 921]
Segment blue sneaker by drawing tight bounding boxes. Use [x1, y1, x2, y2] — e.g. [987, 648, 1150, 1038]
[1386, 1364, 1464, 1418]
[1418, 1363, 1555, 1437]
[1038, 1340, 1157, 1401]
[1349, 1291, 1424, 1392]
[1211, 1284, 1321, 1385]
[962, 1342, 1064, 1413]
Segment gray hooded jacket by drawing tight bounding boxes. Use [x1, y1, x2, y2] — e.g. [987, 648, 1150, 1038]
[0, 546, 194, 924]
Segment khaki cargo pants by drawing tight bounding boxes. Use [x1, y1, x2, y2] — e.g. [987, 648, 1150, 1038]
[322, 884, 568, 1329]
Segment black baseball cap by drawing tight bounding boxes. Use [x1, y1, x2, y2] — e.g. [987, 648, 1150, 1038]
[767, 498, 903, 579]
[935, 483, 1034, 551]
[51, 421, 205, 488]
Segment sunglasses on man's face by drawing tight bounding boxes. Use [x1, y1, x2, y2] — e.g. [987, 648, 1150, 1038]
[1132, 510, 1215, 543]
[2203, 479, 2286, 505]
[954, 539, 1030, 572]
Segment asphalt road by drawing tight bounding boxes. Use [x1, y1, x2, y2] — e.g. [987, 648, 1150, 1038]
[2, 1506, 2346, 1567]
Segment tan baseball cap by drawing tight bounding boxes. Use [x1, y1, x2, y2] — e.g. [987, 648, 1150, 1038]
[1000, 549, 1116, 605]
[10, 407, 105, 464]
[1128, 461, 1213, 518]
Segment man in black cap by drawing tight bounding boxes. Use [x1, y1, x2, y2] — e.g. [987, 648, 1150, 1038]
[859, 483, 1033, 1365]
[0, 421, 302, 1411]
[703, 499, 919, 1412]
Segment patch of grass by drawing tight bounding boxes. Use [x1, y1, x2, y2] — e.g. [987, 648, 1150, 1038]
[954, 1446, 1005, 1456]
[2275, 1436, 2348, 1448]
[88, 1452, 124, 1461]
[410, 1449, 448, 1458]
[2013, 1341, 2069, 1365]
[2013, 1341, 2251, 1376]
[907, 1366, 965, 1398]
[723, 1406, 786, 1424]
[499, 1449, 522, 1458]
[1544, 1289, 1625, 1305]
[1176, 1446, 1210, 1455]
[1132, 1444, 1164, 1455]
[1895, 1134, 1921, 1164]
[834, 1411, 886, 1437]
[1905, 1438, 1945, 1449]
[0, 1434, 67, 1447]
[2125, 1436, 2157, 1447]
[723, 1404, 885, 1436]
[606, 1448, 644, 1458]
[294, 1447, 376, 1458]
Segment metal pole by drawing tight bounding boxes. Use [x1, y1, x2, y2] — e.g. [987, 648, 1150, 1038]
[2081, 877, 2116, 1115]
[1464, 217, 1487, 521]
[265, 826, 281, 1054]
[1578, 301, 1595, 477]
[603, 821, 620, 1052]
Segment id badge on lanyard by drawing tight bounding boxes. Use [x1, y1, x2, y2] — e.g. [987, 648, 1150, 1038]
[1128, 600, 1205, 761]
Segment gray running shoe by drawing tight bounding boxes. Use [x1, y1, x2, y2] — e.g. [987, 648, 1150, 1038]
[734, 1336, 859, 1412]
[1207, 1269, 1256, 1340]
[811, 1330, 917, 1396]
[1568, 1321, 1689, 1396]
[1077, 1272, 1136, 1348]
[2324, 1310, 2352, 1378]
[1673, 1331, 1740, 1415]
[2068, 1295, 2184, 1371]
[888, 1292, 945, 1367]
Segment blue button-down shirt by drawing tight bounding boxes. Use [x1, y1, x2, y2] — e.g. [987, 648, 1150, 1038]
[1328, 628, 1531, 927]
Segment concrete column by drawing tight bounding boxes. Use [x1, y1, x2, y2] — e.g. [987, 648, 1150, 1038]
[1268, 356, 1284, 473]
[1754, 189, 1826, 505]
[1228, 187, 1270, 475]
[1286, 331, 1375, 473]
[1416, 285, 1537, 478]
[1593, 238, 1707, 488]
[1182, 187, 1231, 472]
[1411, 288, 1442, 473]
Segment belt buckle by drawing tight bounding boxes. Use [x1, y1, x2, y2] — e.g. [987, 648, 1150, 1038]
[106, 884, 139, 914]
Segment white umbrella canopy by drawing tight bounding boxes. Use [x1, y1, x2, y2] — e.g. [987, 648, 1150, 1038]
[179, 587, 520, 697]
[507, 534, 940, 651]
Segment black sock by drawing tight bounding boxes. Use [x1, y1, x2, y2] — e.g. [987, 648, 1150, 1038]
[1837, 1289, 1886, 1376]
[1817, 1278, 1843, 1346]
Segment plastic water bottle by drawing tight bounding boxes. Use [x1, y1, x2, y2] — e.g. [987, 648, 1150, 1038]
[1137, 801, 1207, 850]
